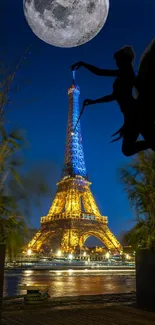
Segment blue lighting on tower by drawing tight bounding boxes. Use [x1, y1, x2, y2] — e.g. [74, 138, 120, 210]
[62, 75, 88, 179]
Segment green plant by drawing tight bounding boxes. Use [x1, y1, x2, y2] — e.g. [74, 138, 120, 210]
[120, 151, 155, 249]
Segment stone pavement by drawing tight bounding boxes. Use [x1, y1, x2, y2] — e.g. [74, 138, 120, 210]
[2, 304, 155, 325]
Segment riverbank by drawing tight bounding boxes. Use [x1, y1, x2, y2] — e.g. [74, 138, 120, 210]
[3, 292, 136, 310]
[2, 293, 155, 325]
[5, 265, 135, 271]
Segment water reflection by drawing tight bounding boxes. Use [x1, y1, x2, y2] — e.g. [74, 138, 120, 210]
[4, 270, 135, 297]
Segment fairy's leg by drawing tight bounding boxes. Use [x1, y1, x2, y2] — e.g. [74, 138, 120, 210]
[141, 120, 155, 151]
[122, 136, 150, 156]
[122, 119, 150, 156]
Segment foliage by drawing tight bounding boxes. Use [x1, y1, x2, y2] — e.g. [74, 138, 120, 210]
[0, 216, 27, 260]
[119, 151, 155, 249]
[122, 220, 155, 250]
[0, 51, 52, 260]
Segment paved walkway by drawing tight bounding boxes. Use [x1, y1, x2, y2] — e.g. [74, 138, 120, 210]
[2, 304, 155, 325]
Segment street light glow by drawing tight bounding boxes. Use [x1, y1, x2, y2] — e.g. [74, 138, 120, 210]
[27, 249, 32, 256]
[105, 252, 110, 259]
[68, 254, 73, 260]
[57, 250, 62, 257]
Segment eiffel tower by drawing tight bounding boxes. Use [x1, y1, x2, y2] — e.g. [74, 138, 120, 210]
[28, 75, 122, 254]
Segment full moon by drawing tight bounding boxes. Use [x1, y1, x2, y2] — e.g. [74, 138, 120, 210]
[23, 0, 109, 48]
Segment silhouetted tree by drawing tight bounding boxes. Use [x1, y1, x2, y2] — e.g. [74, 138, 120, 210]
[120, 151, 155, 249]
[0, 50, 54, 316]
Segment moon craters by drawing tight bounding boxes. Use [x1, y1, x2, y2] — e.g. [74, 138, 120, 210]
[23, 0, 109, 48]
[34, 0, 53, 15]
[52, 5, 71, 27]
[87, 1, 96, 14]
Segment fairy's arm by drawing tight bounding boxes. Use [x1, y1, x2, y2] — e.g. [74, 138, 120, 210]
[71, 61, 119, 77]
[87, 94, 115, 105]
[74, 94, 115, 132]
[82, 62, 119, 77]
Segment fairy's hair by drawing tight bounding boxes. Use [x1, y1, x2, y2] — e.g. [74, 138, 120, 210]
[114, 46, 135, 62]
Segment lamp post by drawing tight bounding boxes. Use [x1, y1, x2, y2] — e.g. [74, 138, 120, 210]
[79, 247, 81, 260]
[0, 243, 6, 325]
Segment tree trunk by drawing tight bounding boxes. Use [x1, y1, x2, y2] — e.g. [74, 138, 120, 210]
[136, 248, 155, 311]
[0, 243, 6, 324]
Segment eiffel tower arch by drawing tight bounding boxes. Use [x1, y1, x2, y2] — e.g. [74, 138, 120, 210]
[28, 77, 122, 254]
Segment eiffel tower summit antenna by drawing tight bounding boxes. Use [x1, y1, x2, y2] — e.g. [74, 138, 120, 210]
[27, 74, 122, 255]
[72, 69, 76, 85]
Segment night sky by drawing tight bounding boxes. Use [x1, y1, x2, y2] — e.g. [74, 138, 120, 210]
[2, 1, 155, 244]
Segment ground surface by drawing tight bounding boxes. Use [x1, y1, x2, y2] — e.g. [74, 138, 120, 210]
[2, 303, 155, 325]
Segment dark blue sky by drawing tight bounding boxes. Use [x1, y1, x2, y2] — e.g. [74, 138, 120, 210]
[2, 1, 155, 243]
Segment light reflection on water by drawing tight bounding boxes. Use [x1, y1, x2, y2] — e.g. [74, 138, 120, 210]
[4, 270, 136, 298]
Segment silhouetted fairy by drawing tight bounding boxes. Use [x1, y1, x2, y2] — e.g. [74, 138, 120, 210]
[71, 40, 155, 157]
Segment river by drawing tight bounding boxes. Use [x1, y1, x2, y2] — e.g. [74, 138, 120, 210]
[4, 269, 135, 297]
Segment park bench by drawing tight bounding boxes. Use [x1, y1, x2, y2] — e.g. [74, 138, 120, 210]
[20, 284, 49, 305]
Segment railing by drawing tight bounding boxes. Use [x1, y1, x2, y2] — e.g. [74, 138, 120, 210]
[40, 214, 108, 224]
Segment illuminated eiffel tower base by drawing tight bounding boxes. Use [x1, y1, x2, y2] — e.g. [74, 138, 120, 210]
[28, 79, 122, 254]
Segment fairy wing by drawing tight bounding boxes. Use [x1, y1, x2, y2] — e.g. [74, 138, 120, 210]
[135, 39, 155, 117]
